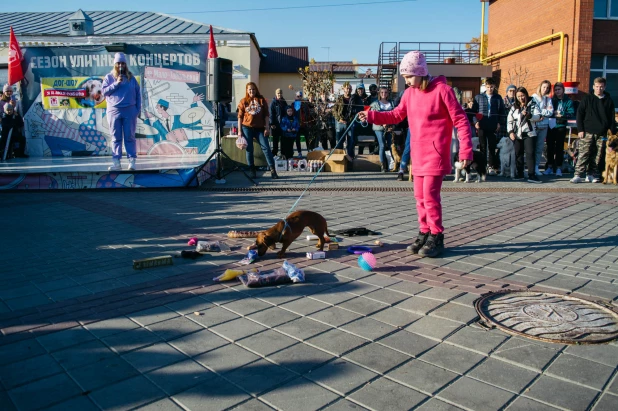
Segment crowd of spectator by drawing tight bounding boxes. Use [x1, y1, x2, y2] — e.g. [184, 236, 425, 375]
[235, 75, 616, 183]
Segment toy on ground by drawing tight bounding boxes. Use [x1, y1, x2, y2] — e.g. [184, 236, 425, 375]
[358, 252, 377, 271]
[308, 234, 332, 242]
[283, 260, 305, 283]
[196, 241, 220, 252]
[228, 230, 260, 238]
[307, 251, 326, 259]
[238, 261, 305, 287]
[214, 268, 257, 282]
[374, 240, 384, 247]
[133, 255, 173, 269]
[347, 245, 372, 255]
[332, 227, 379, 237]
[238, 249, 258, 265]
[188, 237, 198, 246]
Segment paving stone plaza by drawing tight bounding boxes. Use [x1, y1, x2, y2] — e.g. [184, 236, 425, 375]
[1, 172, 618, 411]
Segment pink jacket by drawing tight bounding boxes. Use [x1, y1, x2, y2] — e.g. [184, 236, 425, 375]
[368, 76, 473, 176]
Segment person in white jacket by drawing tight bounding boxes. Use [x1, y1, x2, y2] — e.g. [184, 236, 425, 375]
[507, 87, 542, 183]
[531, 80, 554, 176]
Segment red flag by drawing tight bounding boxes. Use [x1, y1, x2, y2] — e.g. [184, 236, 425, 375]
[208, 25, 218, 59]
[8, 27, 24, 85]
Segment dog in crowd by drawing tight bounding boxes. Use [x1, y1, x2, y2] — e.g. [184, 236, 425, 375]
[496, 137, 516, 178]
[603, 132, 618, 185]
[255, 210, 330, 258]
[390, 129, 404, 171]
[454, 150, 487, 183]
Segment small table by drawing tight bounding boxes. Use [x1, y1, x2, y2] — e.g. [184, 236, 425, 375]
[221, 136, 268, 167]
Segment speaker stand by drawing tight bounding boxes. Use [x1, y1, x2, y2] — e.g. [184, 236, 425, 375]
[189, 102, 258, 187]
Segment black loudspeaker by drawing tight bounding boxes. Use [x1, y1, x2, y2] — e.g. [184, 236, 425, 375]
[207, 57, 233, 103]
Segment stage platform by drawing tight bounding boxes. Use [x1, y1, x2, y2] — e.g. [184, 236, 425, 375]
[0, 155, 216, 190]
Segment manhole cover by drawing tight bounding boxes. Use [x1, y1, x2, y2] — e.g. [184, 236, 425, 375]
[475, 291, 618, 344]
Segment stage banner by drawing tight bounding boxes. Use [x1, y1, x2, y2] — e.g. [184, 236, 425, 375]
[40, 76, 141, 109]
[20, 43, 216, 157]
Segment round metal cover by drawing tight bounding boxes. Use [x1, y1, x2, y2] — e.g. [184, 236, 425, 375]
[475, 291, 618, 344]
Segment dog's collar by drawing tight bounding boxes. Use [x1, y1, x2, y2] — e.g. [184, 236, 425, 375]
[278, 219, 290, 242]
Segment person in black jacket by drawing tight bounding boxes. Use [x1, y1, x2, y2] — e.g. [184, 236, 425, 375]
[1, 103, 27, 159]
[269, 88, 287, 156]
[571, 77, 617, 183]
[472, 77, 506, 175]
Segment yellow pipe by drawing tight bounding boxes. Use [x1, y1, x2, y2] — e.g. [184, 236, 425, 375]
[481, 32, 565, 82]
[480, 1, 486, 61]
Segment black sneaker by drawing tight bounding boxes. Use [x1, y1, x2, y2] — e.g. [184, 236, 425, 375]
[249, 166, 257, 179]
[407, 231, 429, 254]
[418, 233, 444, 258]
[396, 172, 404, 181]
[270, 167, 279, 179]
[527, 175, 542, 184]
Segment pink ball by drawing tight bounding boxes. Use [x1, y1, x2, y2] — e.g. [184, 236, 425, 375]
[358, 252, 377, 271]
[188, 237, 198, 246]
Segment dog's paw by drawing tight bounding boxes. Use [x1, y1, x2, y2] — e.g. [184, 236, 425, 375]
[276, 251, 285, 259]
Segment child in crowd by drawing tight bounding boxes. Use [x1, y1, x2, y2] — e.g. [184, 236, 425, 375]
[280, 106, 299, 159]
[359, 51, 473, 258]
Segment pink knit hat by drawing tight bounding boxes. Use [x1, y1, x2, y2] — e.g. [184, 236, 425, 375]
[400, 51, 428, 76]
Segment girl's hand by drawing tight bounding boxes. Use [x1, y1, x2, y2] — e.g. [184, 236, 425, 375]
[264, 128, 270, 137]
[357, 110, 368, 122]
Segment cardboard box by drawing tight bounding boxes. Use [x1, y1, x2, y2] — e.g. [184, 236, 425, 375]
[352, 155, 382, 172]
[307, 149, 351, 173]
[306, 150, 329, 161]
[324, 242, 339, 250]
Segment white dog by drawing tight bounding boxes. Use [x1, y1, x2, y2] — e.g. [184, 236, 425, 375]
[83, 79, 105, 105]
[496, 137, 516, 178]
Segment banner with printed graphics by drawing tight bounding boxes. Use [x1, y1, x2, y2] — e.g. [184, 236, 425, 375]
[22, 44, 215, 158]
[40, 76, 141, 109]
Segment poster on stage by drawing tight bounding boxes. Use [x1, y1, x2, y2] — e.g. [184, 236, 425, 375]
[40, 76, 141, 109]
[20, 43, 214, 157]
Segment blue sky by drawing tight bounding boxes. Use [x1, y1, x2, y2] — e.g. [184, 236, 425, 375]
[4, 0, 483, 64]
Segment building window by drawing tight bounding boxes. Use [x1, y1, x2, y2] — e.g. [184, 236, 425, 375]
[594, 0, 618, 18]
[590, 55, 618, 110]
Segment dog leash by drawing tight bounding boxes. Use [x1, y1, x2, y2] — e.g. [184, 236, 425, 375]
[282, 112, 367, 222]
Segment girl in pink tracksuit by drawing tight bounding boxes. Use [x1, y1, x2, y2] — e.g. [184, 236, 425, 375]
[359, 51, 473, 258]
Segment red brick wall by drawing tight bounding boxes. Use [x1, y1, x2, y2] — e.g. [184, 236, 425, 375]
[592, 20, 618, 55]
[487, 0, 594, 95]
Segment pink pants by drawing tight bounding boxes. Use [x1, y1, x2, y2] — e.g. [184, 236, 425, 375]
[413, 175, 444, 234]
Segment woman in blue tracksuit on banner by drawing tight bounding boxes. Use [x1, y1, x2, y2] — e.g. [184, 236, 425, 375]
[102, 52, 141, 171]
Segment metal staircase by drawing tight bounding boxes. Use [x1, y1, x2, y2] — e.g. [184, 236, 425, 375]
[377, 42, 481, 92]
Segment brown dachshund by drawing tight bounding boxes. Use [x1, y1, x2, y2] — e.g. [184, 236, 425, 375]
[255, 210, 330, 258]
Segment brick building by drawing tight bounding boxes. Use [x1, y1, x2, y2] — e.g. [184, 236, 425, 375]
[486, 0, 618, 109]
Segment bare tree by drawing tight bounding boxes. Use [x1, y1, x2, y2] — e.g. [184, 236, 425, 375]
[294, 66, 335, 148]
[507, 65, 530, 89]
